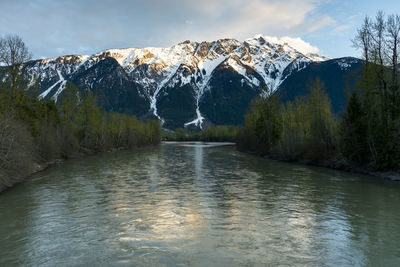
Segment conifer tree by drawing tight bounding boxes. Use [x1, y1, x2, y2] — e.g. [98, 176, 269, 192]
[340, 91, 368, 164]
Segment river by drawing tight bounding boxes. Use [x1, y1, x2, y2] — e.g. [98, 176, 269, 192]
[0, 142, 399, 266]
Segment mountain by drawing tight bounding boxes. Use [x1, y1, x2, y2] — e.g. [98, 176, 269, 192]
[14, 35, 360, 129]
[277, 57, 364, 115]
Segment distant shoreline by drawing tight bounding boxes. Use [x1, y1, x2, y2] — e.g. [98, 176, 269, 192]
[237, 147, 400, 182]
[162, 141, 236, 147]
[165, 141, 400, 182]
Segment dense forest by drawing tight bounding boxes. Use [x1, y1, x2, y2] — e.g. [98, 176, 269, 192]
[0, 35, 162, 190]
[238, 12, 400, 172]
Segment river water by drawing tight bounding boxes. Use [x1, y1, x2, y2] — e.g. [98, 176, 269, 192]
[0, 142, 399, 266]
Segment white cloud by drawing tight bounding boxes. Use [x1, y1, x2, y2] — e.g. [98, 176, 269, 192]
[0, 0, 335, 58]
[260, 36, 320, 55]
[155, 0, 335, 56]
[172, 0, 334, 39]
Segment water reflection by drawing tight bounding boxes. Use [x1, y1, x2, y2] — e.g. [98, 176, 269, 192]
[194, 143, 203, 180]
[0, 142, 399, 266]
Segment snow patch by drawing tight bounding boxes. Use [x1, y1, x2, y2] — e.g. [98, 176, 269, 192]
[38, 70, 67, 101]
[337, 59, 352, 70]
[184, 108, 204, 129]
[52, 70, 67, 102]
[27, 74, 36, 89]
[227, 58, 260, 86]
[198, 55, 226, 76]
[150, 62, 183, 124]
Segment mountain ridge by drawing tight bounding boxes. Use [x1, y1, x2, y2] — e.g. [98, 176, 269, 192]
[10, 35, 359, 129]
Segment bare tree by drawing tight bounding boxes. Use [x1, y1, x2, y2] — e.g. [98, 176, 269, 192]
[375, 12, 390, 132]
[352, 12, 400, 167]
[0, 34, 32, 97]
[352, 16, 372, 69]
[386, 14, 400, 118]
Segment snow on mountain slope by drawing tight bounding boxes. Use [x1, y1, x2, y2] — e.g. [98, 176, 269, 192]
[24, 35, 329, 128]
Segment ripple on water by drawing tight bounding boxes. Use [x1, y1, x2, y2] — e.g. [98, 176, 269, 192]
[0, 142, 399, 266]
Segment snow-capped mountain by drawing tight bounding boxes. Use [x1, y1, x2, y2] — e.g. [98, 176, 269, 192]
[19, 35, 348, 129]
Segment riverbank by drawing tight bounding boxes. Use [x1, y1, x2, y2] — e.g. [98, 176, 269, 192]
[163, 141, 236, 147]
[237, 147, 400, 182]
[0, 145, 160, 194]
[0, 159, 62, 193]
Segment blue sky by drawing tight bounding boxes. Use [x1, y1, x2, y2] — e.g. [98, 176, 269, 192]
[0, 0, 398, 59]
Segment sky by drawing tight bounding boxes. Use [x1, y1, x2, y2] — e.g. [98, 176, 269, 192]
[0, 0, 398, 59]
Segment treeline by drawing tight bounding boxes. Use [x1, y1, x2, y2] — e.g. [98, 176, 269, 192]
[0, 35, 161, 190]
[348, 12, 400, 169]
[237, 12, 400, 172]
[0, 85, 162, 189]
[164, 125, 238, 142]
[237, 78, 338, 163]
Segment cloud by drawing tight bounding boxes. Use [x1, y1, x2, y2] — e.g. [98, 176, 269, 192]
[0, 0, 334, 58]
[261, 36, 320, 55]
[155, 0, 335, 45]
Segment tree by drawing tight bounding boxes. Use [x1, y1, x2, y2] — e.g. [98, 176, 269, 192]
[243, 90, 282, 154]
[74, 91, 101, 150]
[0, 34, 32, 98]
[277, 98, 309, 160]
[174, 128, 187, 141]
[386, 14, 400, 119]
[277, 78, 337, 161]
[351, 11, 400, 169]
[59, 82, 80, 121]
[340, 92, 368, 164]
[145, 120, 162, 145]
[306, 78, 337, 156]
[353, 16, 372, 68]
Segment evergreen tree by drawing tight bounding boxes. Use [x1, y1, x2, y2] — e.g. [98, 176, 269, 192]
[340, 92, 368, 164]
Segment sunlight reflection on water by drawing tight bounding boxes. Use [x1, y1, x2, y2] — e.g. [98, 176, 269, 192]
[0, 142, 399, 266]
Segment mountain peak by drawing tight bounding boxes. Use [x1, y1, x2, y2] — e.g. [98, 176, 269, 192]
[24, 35, 331, 129]
[246, 34, 328, 61]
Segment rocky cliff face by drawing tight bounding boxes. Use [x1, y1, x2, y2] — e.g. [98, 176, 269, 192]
[17, 35, 356, 129]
